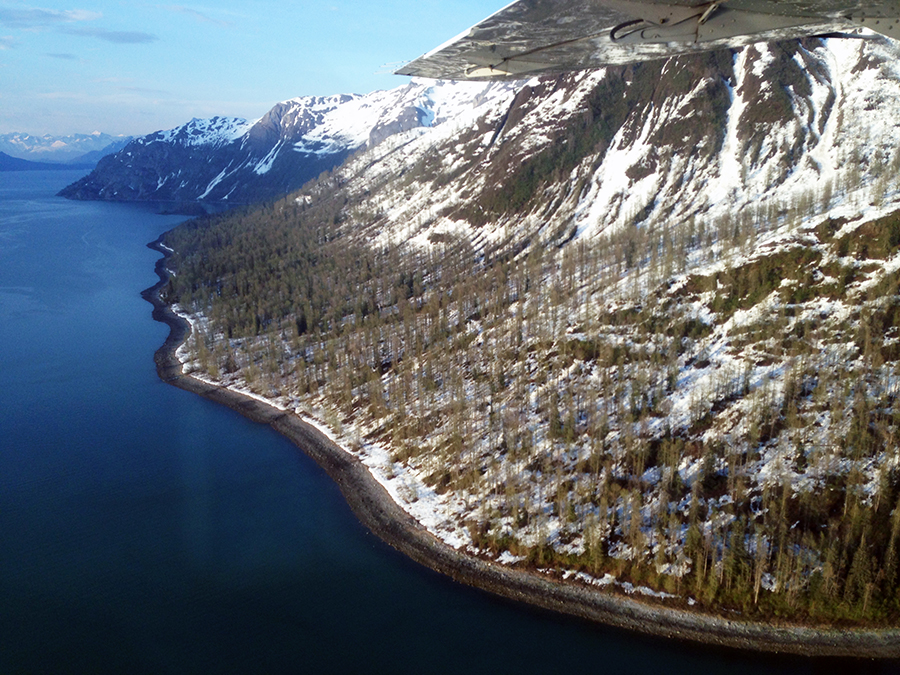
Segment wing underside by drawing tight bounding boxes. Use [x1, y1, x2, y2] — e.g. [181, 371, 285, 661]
[396, 0, 900, 79]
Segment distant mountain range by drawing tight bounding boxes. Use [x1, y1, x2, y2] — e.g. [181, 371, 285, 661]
[0, 132, 131, 167]
[58, 81, 516, 206]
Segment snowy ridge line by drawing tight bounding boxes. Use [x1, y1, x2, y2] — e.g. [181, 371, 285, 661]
[153, 116, 255, 148]
[143, 262, 900, 658]
[61, 79, 519, 206]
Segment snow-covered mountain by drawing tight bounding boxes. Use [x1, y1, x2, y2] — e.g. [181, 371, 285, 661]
[0, 131, 130, 165]
[59, 81, 517, 205]
[162, 37, 900, 625]
[325, 39, 900, 254]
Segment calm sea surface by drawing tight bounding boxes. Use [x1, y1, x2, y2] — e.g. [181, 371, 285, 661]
[0, 170, 893, 674]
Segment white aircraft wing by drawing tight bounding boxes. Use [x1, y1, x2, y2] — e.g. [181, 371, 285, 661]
[396, 0, 899, 79]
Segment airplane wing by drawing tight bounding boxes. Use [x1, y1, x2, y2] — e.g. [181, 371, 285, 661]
[396, 0, 899, 80]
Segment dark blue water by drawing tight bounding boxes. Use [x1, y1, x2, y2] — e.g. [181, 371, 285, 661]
[0, 171, 892, 675]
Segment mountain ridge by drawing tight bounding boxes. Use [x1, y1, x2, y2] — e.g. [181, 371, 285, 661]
[58, 81, 518, 207]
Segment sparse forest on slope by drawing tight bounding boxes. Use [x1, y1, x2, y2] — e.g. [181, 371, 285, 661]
[161, 38, 900, 625]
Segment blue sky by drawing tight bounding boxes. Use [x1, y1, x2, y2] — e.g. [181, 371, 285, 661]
[0, 0, 497, 136]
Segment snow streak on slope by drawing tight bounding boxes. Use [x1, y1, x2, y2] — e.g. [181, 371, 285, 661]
[330, 70, 608, 252]
[153, 116, 256, 148]
[327, 39, 900, 263]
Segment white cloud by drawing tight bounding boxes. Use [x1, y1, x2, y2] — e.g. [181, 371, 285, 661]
[63, 26, 158, 43]
[163, 5, 231, 28]
[0, 6, 101, 29]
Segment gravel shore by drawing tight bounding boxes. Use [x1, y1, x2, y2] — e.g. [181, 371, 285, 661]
[143, 237, 900, 659]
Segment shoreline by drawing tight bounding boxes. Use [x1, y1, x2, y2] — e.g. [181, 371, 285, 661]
[142, 237, 900, 659]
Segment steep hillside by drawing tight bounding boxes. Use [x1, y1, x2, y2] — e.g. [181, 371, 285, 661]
[59, 81, 516, 206]
[160, 38, 900, 625]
